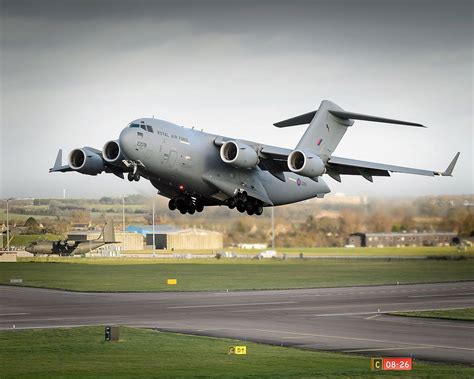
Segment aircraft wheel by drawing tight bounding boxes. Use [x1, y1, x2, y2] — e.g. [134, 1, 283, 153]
[179, 207, 187, 214]
[245, 202, 255, 213]
[188, 205, 196, 214]
[236, 200, 245, 213]
[227, 198, 236, 209]
[127, 173, 134, 181]
[176, 198, 185, 209]
[255, 206, 263, 215]
[247, 208, 255, 216]
[134, 173, 140, 181]
[195, 202, 204, 212]
[168, 199, 176, 211]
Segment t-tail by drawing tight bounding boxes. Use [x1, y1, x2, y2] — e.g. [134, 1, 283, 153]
[274, 100, 426, 160]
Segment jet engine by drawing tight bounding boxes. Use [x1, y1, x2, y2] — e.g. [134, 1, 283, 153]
[220, 140, 259, 169]
[287, 150, 325, 178]
[102, 140, 124, 164]
[68, 148, 104, 175]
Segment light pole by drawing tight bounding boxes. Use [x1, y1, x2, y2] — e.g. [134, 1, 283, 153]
[152, 200, 156, 254]
[6, 199, 10, 252]
[271, 207, 275, 250]
[122, 196, 125, 241]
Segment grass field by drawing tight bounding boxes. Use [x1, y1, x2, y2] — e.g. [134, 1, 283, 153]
[124, 245, 474, 257]
[0, 327, 471, 378]
[390, 308, 474, 322]
[1, 259, 473, 292]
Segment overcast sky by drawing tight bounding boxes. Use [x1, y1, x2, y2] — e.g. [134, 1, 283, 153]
[0, 0, 472, 199]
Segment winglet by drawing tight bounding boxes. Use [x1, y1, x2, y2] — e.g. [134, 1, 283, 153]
[49, 149, 63, 172]
[440, 152, 460, 176]
[49, 149, 73, 173]
[54, 149, 62, 168]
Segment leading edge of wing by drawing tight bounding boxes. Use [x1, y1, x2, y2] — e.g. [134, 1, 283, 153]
[328, 153, 460, 177]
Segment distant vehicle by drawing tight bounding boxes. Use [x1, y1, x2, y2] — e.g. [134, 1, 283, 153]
[258, 250, 277, 259]
[51, 100, 459, 216]
[25, 220, 117, 256]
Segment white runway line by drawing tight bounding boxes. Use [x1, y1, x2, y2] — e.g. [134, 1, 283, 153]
[168, 301, 296, 309]
[0, 313, 30, 316]
[365, 314, 380, 320]
[409, 293, 474, 298]
[343, 346, 434, 353]
[248, 328, 474, 352]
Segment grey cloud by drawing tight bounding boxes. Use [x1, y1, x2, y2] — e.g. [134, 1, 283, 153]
[0, 0, 472, 198]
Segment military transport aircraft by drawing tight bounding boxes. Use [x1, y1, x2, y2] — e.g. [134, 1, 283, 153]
[50, 100, 459, 216]
[25, 220, 117, 255]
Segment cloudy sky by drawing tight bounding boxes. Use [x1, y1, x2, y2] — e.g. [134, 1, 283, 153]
[1, 0, 472, 199]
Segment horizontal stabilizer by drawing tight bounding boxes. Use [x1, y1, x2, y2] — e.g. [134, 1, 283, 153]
[328, 110, 425, 127]
[274, 110, 317, 127]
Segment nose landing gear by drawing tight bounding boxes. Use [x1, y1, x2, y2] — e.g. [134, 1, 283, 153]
[127, 172, 140, 182]
[123, 160, 144, 182]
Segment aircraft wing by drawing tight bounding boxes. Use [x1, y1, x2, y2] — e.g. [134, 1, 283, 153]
[325, 153, 460, 182]
[215, 137, 459, 183]
[258, 145, 459, 183]
[49, 148, 126, 179]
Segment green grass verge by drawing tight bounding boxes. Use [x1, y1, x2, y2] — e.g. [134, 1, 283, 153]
[390, 308, 474, 322]
[0, 327, 471, 378]
[1, 259, 473, 292]
[124, 246, 474, 257]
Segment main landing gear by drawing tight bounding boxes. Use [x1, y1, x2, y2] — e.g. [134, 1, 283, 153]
[227, 192, 263, 216]
[168, 197, 204, 215]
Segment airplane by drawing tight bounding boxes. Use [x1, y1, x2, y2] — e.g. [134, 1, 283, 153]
[50, 100, 460, 216]
[25, 220, 117, 255]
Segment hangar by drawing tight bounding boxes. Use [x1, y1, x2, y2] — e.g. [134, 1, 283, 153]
[347, 232, 458, 247]
[127, 225, 223, 250]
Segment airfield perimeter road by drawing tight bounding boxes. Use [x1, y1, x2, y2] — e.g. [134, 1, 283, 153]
[1, 282, 473, 364]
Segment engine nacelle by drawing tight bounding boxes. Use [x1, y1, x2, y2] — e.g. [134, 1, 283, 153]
[102, 140, 124, 164]
[220, 140, 259, 169]
[287, 150, 325, 178]
[68, 148, 104, 175]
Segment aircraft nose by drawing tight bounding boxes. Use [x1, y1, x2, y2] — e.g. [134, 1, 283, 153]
[119, 128, 136, 159]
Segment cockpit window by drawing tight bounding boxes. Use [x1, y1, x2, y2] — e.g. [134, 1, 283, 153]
[129, 123, 140, 128]
[140, 125, 146, 131]
[146, 125, 153, 133]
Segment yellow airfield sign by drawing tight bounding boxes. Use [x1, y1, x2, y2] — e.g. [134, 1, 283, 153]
[228, 346, 247, 355]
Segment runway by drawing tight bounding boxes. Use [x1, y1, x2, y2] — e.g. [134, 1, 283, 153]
[1, 282, 473, 363]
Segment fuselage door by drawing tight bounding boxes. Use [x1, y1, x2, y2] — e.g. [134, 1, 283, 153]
[167, 150, 178, 168]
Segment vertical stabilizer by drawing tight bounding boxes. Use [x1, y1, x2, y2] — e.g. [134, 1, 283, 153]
[296, 100, 353, 160]
[102, 219, 116, 243]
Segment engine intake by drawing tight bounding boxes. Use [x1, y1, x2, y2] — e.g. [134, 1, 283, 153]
[287, 150, 325, 178]
[220, 141, 259, 169]
[68, 148, 104, 175]
[103, 140, 124, 164]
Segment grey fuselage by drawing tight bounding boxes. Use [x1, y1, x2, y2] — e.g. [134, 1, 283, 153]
[118, 119, 330, 206]
[25, 240, 106, 255]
